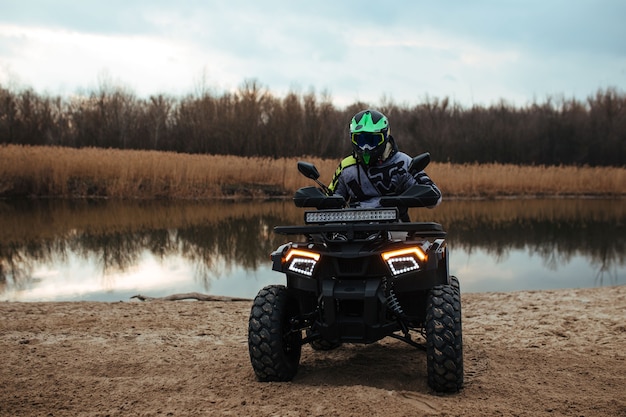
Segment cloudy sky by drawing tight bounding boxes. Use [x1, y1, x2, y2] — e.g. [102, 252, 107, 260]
[1, 0, 624, 108]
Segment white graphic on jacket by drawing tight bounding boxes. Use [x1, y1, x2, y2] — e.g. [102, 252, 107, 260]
[329, 151, 441, 209]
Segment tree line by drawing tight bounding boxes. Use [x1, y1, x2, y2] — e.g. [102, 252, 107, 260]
[0, 79, 623, 166]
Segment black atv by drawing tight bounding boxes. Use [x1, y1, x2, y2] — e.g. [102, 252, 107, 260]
[248, 153, 463, 393]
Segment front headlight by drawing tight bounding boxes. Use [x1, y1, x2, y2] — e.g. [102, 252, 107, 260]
[285, 248, 320, 276]
[305, 208, 398, 224]
[382, 247, 427, 276]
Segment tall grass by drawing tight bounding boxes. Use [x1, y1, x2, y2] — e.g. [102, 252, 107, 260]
[430, 162, 625, 198]
[1, 145, 624, 199]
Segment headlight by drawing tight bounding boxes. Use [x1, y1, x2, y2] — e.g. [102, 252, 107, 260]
[382, 247, 427, 276]
[285, 249, 320, 276]
[305, 208, 398, 224]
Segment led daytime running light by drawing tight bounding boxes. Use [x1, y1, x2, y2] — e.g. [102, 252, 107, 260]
[285, 249, 320, 262]
[382, 247, 427, 262]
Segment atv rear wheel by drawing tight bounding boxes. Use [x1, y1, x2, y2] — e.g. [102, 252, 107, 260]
[425, 276, 463, 393]
[248, 285, 302, 381]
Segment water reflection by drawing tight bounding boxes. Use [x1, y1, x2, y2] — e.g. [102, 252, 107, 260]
[0, 198, 624, 301]
[409, 199, 625, 290]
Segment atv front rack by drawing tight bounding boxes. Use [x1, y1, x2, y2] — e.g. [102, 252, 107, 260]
[274, 221, 446, 240]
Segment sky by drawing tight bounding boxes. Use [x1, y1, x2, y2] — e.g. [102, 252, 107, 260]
[1, 0, 625, 108]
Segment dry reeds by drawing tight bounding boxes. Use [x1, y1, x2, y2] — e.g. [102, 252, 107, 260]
[1, 145, 624, 199]
[429, 162, 625, 198]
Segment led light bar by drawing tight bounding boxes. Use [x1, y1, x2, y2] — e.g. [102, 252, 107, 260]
[305, 208, 398, 224]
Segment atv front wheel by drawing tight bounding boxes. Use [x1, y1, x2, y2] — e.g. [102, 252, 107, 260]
[248, 285, 302, 381]
[425, 276, 463, 393]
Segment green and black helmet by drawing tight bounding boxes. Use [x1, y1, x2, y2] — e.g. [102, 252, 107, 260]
[349, 109, 390, 166]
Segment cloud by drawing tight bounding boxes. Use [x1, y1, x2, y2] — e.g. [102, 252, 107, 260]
[0, 23, 213, 95]
[1, 1, 624, 107]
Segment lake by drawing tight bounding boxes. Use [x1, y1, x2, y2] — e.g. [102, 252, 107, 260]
[0, 198, 624, 302]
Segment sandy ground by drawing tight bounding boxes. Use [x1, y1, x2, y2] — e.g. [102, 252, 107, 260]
[1, 285, 625, 417]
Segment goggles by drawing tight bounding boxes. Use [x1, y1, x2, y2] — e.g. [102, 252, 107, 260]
[351, 132, 386, 149]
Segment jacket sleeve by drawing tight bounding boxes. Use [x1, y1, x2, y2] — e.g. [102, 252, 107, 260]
[328, 156, 357, 199]
[414, 170, 443, 208]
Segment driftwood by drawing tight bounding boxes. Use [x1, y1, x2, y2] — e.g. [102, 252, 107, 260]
[130, 292, 251, 302]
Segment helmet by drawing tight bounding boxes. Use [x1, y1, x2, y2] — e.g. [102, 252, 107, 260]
[350, 109, 390, 166]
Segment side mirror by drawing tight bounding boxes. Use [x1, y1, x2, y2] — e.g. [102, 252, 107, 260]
[297, 161, 320, 180]
[408, 152, 431, 175]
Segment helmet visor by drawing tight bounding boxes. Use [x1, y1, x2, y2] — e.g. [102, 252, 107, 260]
[351, 132, 386, 149]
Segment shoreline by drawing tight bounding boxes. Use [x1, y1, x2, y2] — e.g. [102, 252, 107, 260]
[1, 192, 624, 202]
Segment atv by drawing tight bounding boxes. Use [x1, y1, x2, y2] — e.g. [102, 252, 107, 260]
[248, 153, 463, 393]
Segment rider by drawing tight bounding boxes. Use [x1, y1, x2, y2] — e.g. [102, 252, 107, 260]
[328, 109, 442, 221]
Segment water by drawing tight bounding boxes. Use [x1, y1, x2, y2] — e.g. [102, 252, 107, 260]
[0, 198, 624, 302]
